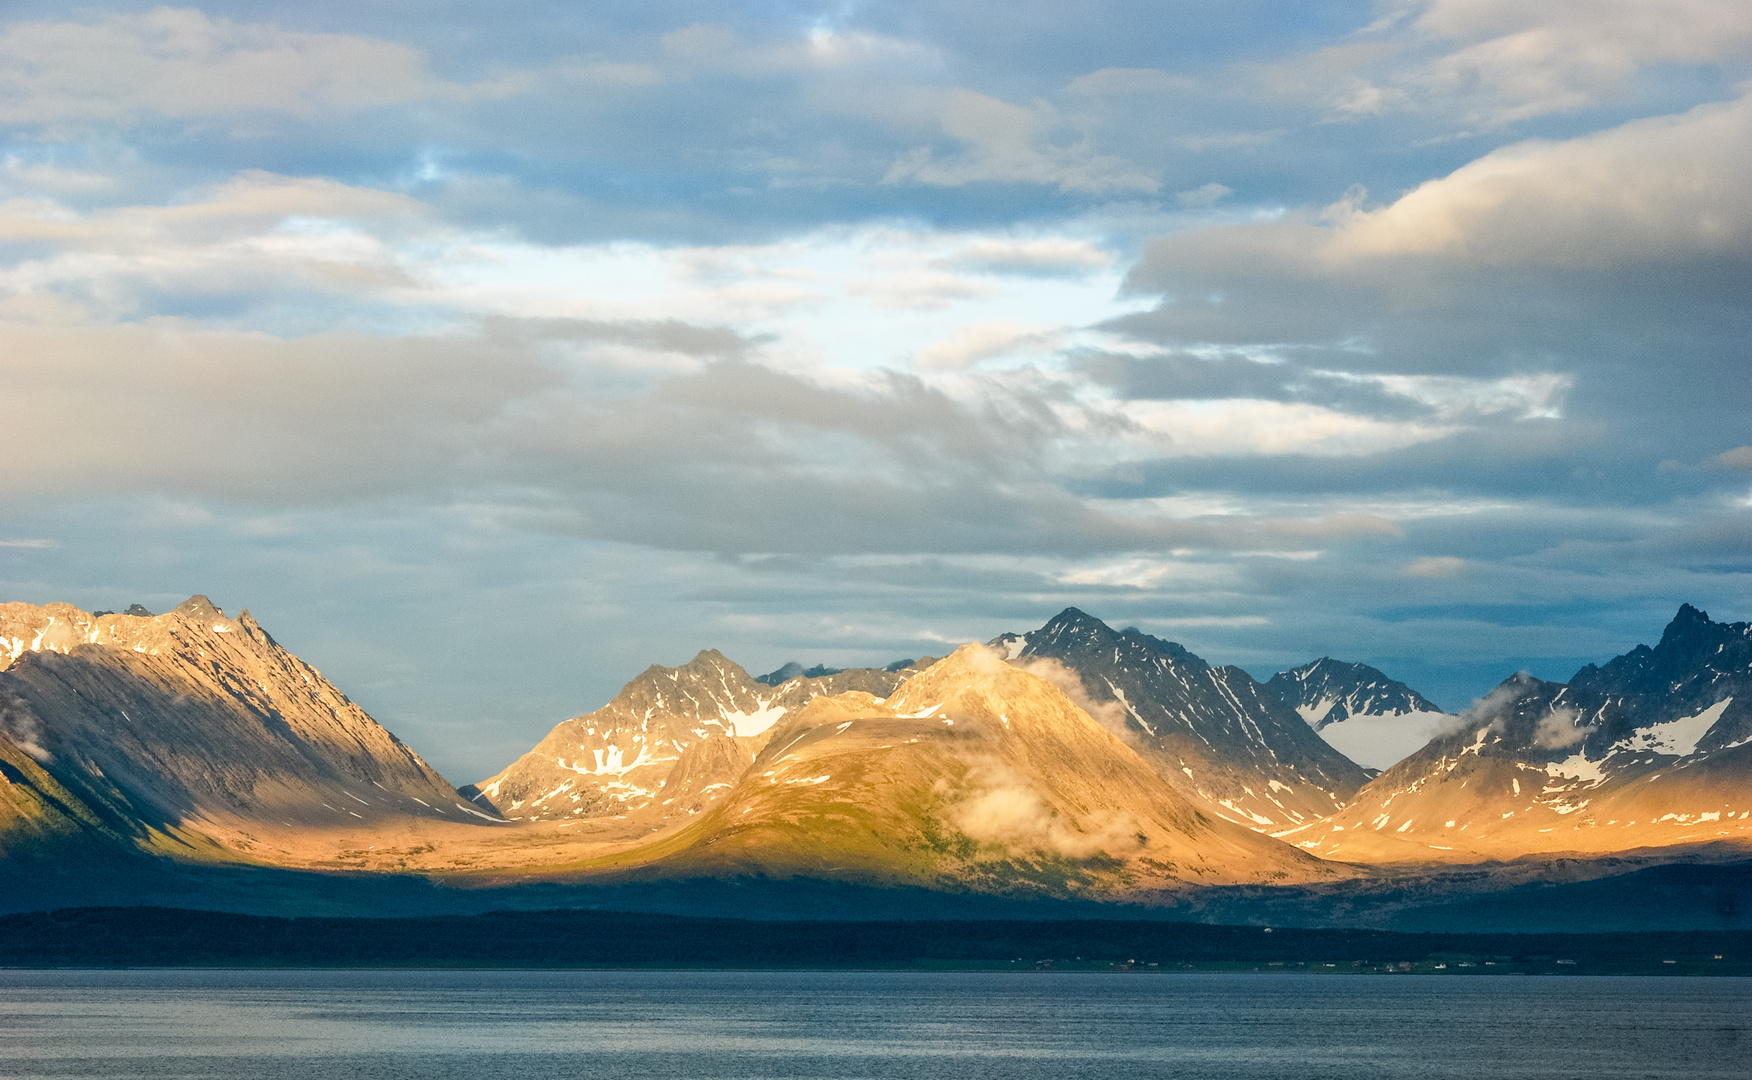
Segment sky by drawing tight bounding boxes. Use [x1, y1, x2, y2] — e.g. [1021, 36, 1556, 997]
[1, 1, 1749, 783]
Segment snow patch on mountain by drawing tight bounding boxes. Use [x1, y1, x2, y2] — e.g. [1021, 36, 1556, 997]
[724, 702, 787, 737]
[1315, 710, 1452, 772]
[1628, 698, 1732, 758]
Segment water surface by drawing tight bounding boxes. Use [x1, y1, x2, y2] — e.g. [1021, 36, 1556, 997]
[0, 969, 1744, 1079]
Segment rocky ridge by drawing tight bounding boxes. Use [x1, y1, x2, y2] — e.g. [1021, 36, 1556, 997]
[464, 652, 927, 823]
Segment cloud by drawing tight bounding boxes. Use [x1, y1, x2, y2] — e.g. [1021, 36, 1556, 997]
[0, 8, 516, 126]
[0, 312, 1433, 562]
[0, 687, 50, 762]
[882, 88, 1160, 193]
[0, 320, 553, 502]
[1063, 67, 1195, 97]
[0, 171, 425, 327]
[913, 320, 1062, 371]
[1237, 42, 1409, 120]
[1404, 556, 1467, 578]
[943, 238, 1112, 275]
[1715, 446, 1752, 469]
[842, 270, 992, 310]
[1175, 183, 1232, 208]
[1533, 707, 1594, 749]
[1009, 654, 1143, 750]
[946, 758, 1145, 859]
[1111, 87, 1752, 507]
[1112, 397, 1460, 458]
[1443, 678, 1524, 738]
[1412, 0, 1752, 125]
[1325, 93, 1752, 267]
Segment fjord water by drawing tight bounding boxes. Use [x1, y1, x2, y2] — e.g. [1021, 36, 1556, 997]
[1, 970, 1745, 1079]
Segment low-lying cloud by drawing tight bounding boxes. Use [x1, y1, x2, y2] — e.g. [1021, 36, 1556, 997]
[946, 758, 1146, 859]
[1533, 706, 1595, 749]
[1010, 655, 1137, 746]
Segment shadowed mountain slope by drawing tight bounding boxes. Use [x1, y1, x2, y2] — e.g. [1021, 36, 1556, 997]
[1284, 605, 1752, 863]
[990, 610, 1371, 833]
[0, 597, 492, 861]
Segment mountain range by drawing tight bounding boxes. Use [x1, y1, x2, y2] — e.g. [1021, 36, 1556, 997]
[1284, 604, 1752, 863]
[3, 595, 1750, 930]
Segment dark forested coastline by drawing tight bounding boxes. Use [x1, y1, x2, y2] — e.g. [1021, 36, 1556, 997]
[3, 907, 1748, 974]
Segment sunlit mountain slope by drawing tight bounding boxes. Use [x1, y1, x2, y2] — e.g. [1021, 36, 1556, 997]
[1283, 605, 1752, 862]
[990, 609, 1371, 832]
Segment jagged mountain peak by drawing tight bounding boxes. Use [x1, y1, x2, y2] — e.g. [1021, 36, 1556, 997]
[996, 609, 1199, 667]
[672, 648, 737, 672]
[1002, 603, 1107, 652]
[173, 595, 225, 621]
[990, 610, 1368, 831]
[754, 661, 852, 687]
[1662, 602, 1714, 641]
[887, 643, 1035, 716]
[1262, 656, 1448, 771]
[1266, 657, 1445, 726]
[754, 661, 806, 686]
[1046, 605, 1096, 624]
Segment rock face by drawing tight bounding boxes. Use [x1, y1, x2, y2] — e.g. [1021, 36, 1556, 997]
[465, 651, 921, 822]
[0, 597, 486, 856]
[989, 610, 1371, 833]
[1265, 658, 1450, 771]
[599, 645, 1337, 892]
[1284, 605, 1752, 862]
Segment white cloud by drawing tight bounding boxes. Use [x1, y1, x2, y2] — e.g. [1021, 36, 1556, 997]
[1115, 398, 1459, 458]
[1063, 67, 1196, 96]
[944, 238, 1112, 274]
[1344, 372, 1573, 420]
[0, 172, 423, 322]
[1414, 0, 1752, 124]
[0, 7, 515, 125]
[913, 320, 1062, 371]
[1326, 91, 1752, 266]
[1176, 183, 1233, 208]
[0, 158, 114, 194]
[1404, 555, 1467, 578]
